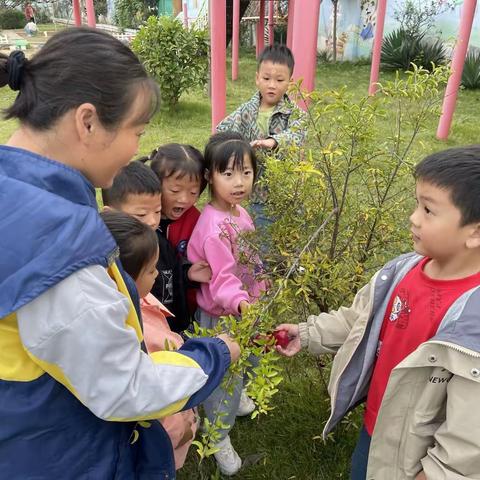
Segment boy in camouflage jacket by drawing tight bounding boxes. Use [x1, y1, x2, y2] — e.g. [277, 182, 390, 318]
[216, 45, 306, 151]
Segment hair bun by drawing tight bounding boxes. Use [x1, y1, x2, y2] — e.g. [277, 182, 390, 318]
[7, 51, 26, 91]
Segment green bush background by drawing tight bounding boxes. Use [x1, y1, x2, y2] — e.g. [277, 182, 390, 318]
[0, 9, 25, 29]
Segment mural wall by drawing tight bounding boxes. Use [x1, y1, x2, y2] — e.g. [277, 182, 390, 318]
[103, 0, 480, 61]
[317, 0, 480, 61]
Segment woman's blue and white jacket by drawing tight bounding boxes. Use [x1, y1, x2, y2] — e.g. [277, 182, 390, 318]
[0, 146, 231, 479]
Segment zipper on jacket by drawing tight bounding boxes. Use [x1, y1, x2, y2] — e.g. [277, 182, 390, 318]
[107, 246, 120, 266]
[428, 340, 480, 358]
[323, 272, 380, 437]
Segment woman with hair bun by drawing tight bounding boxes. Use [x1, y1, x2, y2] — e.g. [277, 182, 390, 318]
[0, 27, 239, 479]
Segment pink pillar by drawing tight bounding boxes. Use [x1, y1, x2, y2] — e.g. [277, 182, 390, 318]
[85, 0, 96, 27]
[286, 0, 295, 50]
[232, 0, 240, 80]
[437, 0, 477, 140]
[291, 0, 321, 106]
[183, 2, 189, 29]
[210, 0, 226, 132]
[72, 0, 81, 26]
[268, 0, 275, 46]
[256, 0, 265, 57]
[368, 0, 387, 95]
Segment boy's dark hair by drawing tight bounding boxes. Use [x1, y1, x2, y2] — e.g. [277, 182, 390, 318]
[204, 131, 258, 180]
[142, 143, 207, 193]
[102, 161, 161, 207]
[415, 145, 480, 226]
[257, 45, 294, 75]
[0, 27, 159, 130]
[101, 210, 158, 280]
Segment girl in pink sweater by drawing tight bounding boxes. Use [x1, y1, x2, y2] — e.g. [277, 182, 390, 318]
[187, 132, 266, 476]
[101, 210, 198, 471]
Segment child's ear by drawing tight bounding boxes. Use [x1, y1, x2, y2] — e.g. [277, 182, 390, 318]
[466, 223, 480, 249]
[102, 205, 112, 212]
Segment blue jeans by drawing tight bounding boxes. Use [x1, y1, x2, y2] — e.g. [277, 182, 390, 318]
[249, 201, 275, 260]
[249, 201, 273, 231]
[350, 425, 371, 480]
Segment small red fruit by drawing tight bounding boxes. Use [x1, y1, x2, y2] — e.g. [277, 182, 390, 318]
[273, 330, 290, 348]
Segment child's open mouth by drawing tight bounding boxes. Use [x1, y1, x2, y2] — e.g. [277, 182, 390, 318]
[172, 207, 185, 216]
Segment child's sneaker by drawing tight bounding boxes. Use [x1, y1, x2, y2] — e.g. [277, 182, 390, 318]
[237, 389, 255, 417]
[214, 435, 242, 476]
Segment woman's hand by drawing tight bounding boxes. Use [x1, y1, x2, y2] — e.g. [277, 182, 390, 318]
[274, 324, 301, 357]
[217, 334, 241, 362]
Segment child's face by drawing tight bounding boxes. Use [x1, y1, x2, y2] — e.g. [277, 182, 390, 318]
[410, 180, 476, 261]
[135, 246, 159, 298]
[119, 193, 162, 230]
[161, 173, 201, 221]
[256, 61, 292, 108]
[210, 154, 254, 210]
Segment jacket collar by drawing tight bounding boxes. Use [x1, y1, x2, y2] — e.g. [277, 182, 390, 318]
[0, 145, 116, 317]
[251, 91, 294, 116]
[381, 253, 480, 353]
[434, 285, 480, 353]
[0, 145, 97, 209]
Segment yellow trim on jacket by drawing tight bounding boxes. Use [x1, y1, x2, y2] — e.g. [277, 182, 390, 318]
[108, 263, 144, 342]
[0, 312, 44, 381]
[1, 263, 202, 422]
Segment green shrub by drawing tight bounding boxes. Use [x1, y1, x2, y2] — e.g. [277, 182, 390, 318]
[35, 6, 52, 24]
[0, 9, 25, 29]
[132, 15, 209, 107]
[317, 49, 333, 63]
[185, 65, 451, 465]
[381, 28, 446, 72]
[114, 0, 157, 29]
[258, 65, 450, 313]
[239, 20, 251, 47]
[274, 23, 287, 44]
[94, 0, 107, 17]
[382, 29, 420, 71]
[414, 37, 447, 72]
[461, 50, 480, 89]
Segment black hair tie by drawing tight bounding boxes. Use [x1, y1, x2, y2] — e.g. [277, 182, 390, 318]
[149, 148, 158, 160]
[7, 51, 26, 91]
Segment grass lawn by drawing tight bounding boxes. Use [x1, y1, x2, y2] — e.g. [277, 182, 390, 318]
[1, 46, 480, 479]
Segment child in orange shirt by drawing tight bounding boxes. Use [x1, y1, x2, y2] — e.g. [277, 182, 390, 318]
[101, 210, 198, 470]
